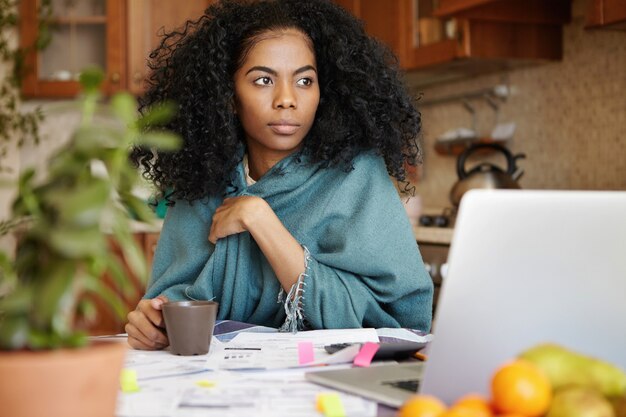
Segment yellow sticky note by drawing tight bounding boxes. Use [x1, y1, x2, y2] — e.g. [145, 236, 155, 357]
[316, 394, 326, 412]
[316, 393, 346, 417]
[195, 380, 216, 388]
[119, 369, 140, 393]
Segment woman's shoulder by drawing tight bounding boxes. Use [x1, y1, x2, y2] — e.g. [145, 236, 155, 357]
[314, 151, 392, 195]
[165, 195, 222, 222]
[349, 151, 388, 175]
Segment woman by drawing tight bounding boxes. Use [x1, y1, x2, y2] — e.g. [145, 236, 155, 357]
[126, 0, 433, 350]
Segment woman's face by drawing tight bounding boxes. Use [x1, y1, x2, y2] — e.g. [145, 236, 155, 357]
[233, 29, 320, 162]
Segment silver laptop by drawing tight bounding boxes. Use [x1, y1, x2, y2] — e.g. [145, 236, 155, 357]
[305, 190, 626, 407]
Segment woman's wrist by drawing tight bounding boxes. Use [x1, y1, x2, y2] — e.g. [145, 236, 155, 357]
[241, 196, 272, 232]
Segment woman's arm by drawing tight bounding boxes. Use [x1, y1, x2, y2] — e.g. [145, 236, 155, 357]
[208, 196, 305, 293]
[301, 253, 433, 332]
[127, 199, 217, 350]
[146, 199, 216, 300]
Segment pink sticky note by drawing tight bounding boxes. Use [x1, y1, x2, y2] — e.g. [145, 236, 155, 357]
[298, 341, 315, 365]
[353, 342, 379, 367]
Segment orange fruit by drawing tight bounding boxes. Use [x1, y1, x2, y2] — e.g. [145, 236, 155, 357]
[398, 394, 447, 417]
[451, 394, 494, 417]
[494, 414, 527, 417]
[440, 407, 489, 417]
[490, 359, 552, 417]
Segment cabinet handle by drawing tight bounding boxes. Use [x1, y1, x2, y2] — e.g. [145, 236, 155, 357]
[133, 71, 144, 84]
[110, 72, 121, 83]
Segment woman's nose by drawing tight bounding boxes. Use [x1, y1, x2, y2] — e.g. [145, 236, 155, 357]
[273, 82, 297, 109]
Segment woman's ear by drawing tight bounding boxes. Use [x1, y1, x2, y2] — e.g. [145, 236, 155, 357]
[231, 97, 238, 115]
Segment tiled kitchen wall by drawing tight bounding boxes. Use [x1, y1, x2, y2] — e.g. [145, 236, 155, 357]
[414, 0, 626, 210]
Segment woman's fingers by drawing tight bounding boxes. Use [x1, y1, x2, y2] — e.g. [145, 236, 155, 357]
[137, 298, 166, 328]
[208, 222, 217, 244]
[126, 299, 169, 350]
[208, 196, 259, 243]
[127, 309, 169, 347]
[125, 322, 165, 350]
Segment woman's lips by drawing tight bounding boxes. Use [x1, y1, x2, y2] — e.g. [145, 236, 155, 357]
[268, 122, 300, 135]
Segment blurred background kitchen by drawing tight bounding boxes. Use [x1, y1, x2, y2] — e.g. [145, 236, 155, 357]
[1, 0, 625, 327]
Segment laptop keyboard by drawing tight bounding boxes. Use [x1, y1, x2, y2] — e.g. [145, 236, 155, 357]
[382, 379, 420, 392]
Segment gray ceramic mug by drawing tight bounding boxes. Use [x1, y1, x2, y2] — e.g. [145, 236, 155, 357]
[161, 300, 219, 356]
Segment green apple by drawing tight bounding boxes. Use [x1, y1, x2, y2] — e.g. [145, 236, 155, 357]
[520, 344, 626, 397]
[547, 386, 615, 417]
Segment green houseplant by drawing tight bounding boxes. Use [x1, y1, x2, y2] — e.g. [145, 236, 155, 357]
[0, 68, 179, 417]
[0, 0, 49, 168]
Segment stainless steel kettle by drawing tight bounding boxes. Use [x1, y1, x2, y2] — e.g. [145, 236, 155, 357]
[450, 143, 525, 207]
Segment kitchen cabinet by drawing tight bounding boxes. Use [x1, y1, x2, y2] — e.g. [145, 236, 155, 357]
[19, 0, 126, 98]
[417, 241, 450, 315]
[413, 225, 453, 315]
[19, 0, 212, 98]
[126, 0, 212, 95]
[333, 0, 571, 88]
[334, 0, 417, 68]
[586, 0, 626, 30]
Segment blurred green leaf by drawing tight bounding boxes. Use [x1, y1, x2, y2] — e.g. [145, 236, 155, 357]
[137, 101, 177, 129]
[17, 168, 35, 189]
[112, 224, 147, 282]
[78, 67, 105, 93]
[111, 92, 138, 126]
[76, 298, 97, 325]
[35, 24, 52, 50]
[47, 148, 91, 178]
[62, 331, 88, 348]
[0, 251, 17, 293]
[121, 192, 155, 223]
[31, 261, 75, 327]
[70, 125, 121, 153]
[44, 179, 110, 227]
[104, 252, 139, 298]
[82, 278, 127, 321]
[134, 131, 181, 150]
[0, 216, 33, 238]
[48, 228, 106, 258]
[0, 316, 29, 350]
[28, 328, 61, 350]
[0, 286, 31, 314]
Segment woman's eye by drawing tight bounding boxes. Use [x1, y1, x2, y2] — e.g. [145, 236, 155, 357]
[254, 77, 272, 86]
[297, 77, 313, 87]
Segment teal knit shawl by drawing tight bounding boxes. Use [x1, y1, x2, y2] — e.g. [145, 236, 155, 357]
[145, 151, 433, 332]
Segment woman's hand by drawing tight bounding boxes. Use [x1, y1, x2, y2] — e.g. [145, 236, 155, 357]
[126, 295, 170, 350]
[209, 195, 306, 293]
[209, 196, 268, 244]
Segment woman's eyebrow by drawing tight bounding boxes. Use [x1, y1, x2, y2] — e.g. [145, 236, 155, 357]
[245, 65, 317, 76]
[246, 66, 277, 76]
[294, 65, 317, 75]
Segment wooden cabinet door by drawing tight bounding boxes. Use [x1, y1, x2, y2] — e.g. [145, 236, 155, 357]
[82, 232, 160, 336]
[360, 0, 415, 67]
[126, 0, 214, 95]
[335, 0, 570, 88]
[20, 0, 126, 98]
[334, 0, 416, 69]
[587, 0, 626, 29]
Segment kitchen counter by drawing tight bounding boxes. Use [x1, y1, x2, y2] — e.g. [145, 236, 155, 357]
[129, 219, 454, 245]
[412, 225, 454, 245]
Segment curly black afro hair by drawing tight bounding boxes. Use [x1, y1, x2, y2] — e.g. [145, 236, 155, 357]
[131, 0, 422, 202]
